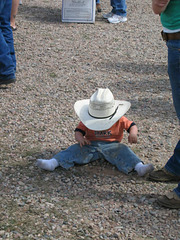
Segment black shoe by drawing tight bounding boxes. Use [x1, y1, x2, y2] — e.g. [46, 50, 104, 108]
[157, 191, 180, 209]
[0, 78, 16, 85]
[148, 167, 180, 182]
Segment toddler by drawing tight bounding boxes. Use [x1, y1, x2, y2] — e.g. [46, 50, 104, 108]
[37, 88, 154, 176]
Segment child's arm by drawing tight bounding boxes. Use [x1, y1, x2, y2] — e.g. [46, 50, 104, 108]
[75, 131, 91, 147]
[128, 125, 138, 144]
[152, 0, 170, 14]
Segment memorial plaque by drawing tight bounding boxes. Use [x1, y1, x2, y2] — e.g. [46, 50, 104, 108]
[62, 0, 96, 23]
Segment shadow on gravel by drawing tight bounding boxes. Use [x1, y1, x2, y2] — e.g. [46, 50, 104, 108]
[129, 97, 177, 120]
[19, 4, 61, 23]
[1, 156, 166, 210]
[113, 78, 171, 94]
[98, 61, 168, 76]
[19, 4, 105, 24]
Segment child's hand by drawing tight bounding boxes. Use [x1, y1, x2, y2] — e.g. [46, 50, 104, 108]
[128, 133, 137, 144]
[128, 125, 138, 144]
[75, 131, 91, 147]
[78, 138, 91, 147]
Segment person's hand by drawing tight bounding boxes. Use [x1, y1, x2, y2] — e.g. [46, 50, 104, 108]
[128, 125, 138, 144]
[75, 131, 91, 147]
[128, 133, 137, 144]
[152, 0, 170, 14]
[78, 138, 91, 147]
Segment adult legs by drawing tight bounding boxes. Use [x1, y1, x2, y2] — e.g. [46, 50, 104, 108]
[165, 40, 180, 205]
[111, 0, 127, 16]
[10, 0, 19, 30]
[157, 184, 180, 208]
[167, 40, 180, 120]
[152, 40, 180, 208]
[0, 0, 16, 82]
[157, 141, 180, 208]
[174, 183, 180, 198]
[149, 40, 180, 182]
[164, 40, 180, 177]
[96, 0, 101, 12]
[165, 140, 180, 176]
[105, 0, 127, 24]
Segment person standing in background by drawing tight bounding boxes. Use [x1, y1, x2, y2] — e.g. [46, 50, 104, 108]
[149, 0, 180, 208]
[0, 0, 16, 86]
[96, 0, 102, 12]
[10, 0, 20, 31]
[103, 0, 127, 24]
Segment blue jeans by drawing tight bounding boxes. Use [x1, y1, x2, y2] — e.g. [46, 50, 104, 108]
[96, 0, 100, 4]
[164, 39, 180, 197]
[167, 40, 180, 120]
[0, 0, 16, 80]
[165, 140, 180, 176]
[111, 0, 127, 16]
[53, 141, 141, 175]
[174, 183, 180, 198]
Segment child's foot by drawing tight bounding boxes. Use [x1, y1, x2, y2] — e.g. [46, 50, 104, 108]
[135, 163, 154, 177]
[36, 158, 59, 171]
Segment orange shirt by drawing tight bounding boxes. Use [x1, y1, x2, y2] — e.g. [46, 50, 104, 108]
[75, 116, 134, 142]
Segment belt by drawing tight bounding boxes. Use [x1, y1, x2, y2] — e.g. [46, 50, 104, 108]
[161, 31, 180, 41]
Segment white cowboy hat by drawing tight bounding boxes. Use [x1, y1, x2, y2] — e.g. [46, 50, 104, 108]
[74, 88, 131, 130]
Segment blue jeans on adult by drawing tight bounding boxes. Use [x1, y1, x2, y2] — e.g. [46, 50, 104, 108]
[0, 0, 16, 81]
[164, 39, 180, 197]
[111, 0, 127, 16]
[53, 141, 141, 174]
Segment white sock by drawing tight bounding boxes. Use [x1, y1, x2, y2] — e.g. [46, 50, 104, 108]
[135, 162, 154, 177]
[36, 158, 59, 171]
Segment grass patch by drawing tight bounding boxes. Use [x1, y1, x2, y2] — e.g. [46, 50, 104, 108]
[49, 72, 57, 78]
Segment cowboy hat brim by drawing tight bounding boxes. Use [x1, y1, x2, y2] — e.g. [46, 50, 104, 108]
[74, 99, 131, 131]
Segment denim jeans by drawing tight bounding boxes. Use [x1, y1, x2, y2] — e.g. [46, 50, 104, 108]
[96, 0, 100, 4]
[174, 183, 180, 198]
[165, 140, 180, 176]
[111, 0, 127, 16]
[0, 0, 16, 80]
[167, 40, 180, 120]
[53, 141, 141, 174]
[164, 39, 180, 197]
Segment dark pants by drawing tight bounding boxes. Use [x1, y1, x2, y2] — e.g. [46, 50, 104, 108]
[164, 40, 180, 197]
[111, 0, 127, 16]
[0, 0, 16, 81]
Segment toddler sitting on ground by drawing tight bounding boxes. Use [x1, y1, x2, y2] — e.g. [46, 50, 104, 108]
[37, 88, 154, 176]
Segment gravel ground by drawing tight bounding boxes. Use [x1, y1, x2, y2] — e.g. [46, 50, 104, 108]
[0, 0, 180, 239]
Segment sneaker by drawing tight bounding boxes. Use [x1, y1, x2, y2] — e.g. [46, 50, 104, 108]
[96, 3, 102, 12]
[103, 12, 113, 19]
[0, 78, 16, 86]
[148, 167, 180, 182]
[108, 14, 127, 24]
[157, 191, 180, 209]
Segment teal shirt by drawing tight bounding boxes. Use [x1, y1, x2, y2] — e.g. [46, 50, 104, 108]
[160, 0, 180, 30]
